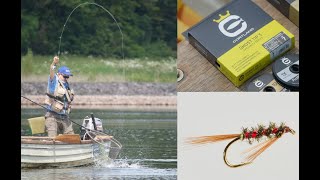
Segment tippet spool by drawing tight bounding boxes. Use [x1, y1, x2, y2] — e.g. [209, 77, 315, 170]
[246, 73, 289, 92]
[272, 53, 299, 91]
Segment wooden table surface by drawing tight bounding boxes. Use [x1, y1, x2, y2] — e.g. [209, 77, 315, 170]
[177, 0, 299, 92]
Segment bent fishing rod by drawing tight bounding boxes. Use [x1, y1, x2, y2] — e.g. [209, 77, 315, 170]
[21, 95, 122, 147]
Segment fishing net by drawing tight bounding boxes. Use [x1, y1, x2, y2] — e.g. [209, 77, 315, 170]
[85, 131, 122, 166]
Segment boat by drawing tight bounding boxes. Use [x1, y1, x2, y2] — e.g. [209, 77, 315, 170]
[21, 115, 122, 168]
[21, 134, 121, 168]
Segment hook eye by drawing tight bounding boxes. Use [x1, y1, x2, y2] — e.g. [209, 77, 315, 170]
[289, 128, 296, 135]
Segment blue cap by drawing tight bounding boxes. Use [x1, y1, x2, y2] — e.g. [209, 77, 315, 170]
[58, 66, 73, 76]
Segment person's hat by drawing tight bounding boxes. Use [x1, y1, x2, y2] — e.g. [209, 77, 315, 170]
[58, 66, 73, 76]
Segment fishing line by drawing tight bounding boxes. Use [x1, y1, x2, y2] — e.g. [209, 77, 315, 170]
[57, 2, 124, 60]
[56, 2, 127, 151]
[57, 2, 126, 82]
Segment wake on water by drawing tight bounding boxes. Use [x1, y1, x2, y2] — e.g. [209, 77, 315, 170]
[92, 143, 175, 169]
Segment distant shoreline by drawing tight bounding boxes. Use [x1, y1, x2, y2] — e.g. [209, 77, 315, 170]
[21, 82, 177, 108]
[21, 82, 176, 96]
[21, 95, 177, 109]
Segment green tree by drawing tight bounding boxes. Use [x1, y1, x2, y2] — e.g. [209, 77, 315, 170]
[21, 0, 176, 58]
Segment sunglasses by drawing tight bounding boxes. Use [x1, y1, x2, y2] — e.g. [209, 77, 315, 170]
[63, 75, 69, 79]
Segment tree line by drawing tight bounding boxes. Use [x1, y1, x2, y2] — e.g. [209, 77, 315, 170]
[21, 0, 176, 58]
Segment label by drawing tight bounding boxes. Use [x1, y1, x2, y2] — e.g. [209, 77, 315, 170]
[260, 79, 286, 92]
[276, 60, 299, 82]
[263, 32, 291, 60]
[217, 20, 294, 87]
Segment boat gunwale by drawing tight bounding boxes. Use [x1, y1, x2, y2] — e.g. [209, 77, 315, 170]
[21, 135, 113, 145]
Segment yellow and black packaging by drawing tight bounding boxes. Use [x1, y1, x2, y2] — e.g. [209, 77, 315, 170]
[267, 0, 299, 27]
[183, 0, 295, 87]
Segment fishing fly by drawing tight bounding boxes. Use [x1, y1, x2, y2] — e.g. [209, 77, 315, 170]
[188, 122, 295, 168]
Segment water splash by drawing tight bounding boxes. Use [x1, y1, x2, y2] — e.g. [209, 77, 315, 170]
[93, 157, 177, 169]
[103, 159, 142, 169]
[93, 152, 142, 169]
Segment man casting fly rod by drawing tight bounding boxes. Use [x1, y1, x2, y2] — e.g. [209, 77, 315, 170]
[44, 56, 75, 137]
[21, 56, 110, 139]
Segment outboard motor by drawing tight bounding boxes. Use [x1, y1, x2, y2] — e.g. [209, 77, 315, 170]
[80, 115, 104, 140]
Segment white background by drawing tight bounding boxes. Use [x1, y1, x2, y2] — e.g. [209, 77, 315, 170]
[178, 92, 299, 180]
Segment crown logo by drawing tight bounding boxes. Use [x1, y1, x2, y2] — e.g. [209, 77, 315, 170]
[213, 10, 230, 23]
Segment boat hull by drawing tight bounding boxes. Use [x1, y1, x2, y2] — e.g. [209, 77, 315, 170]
[21, 136, 111, 168]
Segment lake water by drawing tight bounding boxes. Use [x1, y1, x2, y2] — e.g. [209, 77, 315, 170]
[21, 107, 177, 180]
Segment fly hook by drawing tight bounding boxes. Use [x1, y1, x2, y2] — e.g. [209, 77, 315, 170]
[223, 137, 252, 168]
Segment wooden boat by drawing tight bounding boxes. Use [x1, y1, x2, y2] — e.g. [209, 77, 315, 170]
[21, 134, 120, 168]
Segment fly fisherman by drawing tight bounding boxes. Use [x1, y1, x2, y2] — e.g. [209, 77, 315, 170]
[44, 56, 75, 137]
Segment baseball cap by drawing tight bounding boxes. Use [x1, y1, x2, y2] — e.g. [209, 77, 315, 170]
[58, 66, 73, 76]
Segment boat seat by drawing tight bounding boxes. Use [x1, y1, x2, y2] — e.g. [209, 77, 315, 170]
[55, 134, 81, 144]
